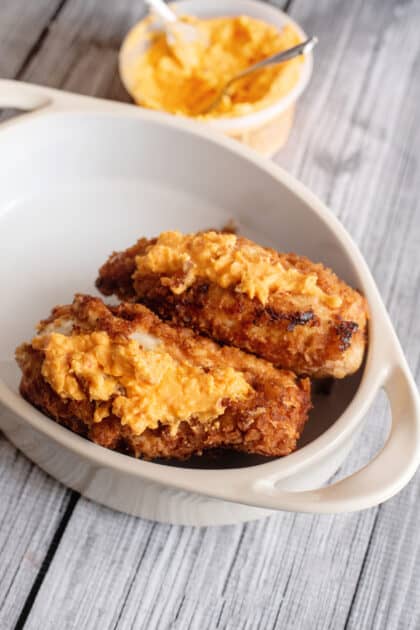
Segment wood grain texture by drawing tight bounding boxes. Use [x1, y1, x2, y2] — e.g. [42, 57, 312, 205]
[0, 0, 419, 628]
[0, 437, 71, 628]
[13, 0, 148, 102]
[0, 0, 65, 79]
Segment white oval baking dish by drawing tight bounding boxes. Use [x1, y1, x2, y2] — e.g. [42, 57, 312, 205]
[0, 79, 419, 527]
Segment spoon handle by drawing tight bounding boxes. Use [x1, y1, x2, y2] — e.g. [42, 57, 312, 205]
[144, 0, 177, 23]
[202, 36, 317, 115]
[227, 37, 318, 87]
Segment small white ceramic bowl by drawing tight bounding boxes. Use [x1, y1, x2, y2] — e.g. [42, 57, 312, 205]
[0, 80, 419, 527]
[119, 0, 313, 156]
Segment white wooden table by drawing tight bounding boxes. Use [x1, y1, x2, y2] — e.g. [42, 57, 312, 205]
[1, 1, 419, 628]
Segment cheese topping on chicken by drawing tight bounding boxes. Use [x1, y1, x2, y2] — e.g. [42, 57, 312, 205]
[134, 231, 342, 307]
[32, 330, 251, 436]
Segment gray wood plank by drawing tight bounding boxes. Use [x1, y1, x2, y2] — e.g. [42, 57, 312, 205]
[1, 0, 419, 629]
[343, 290, 420, 628]
[18, 500, 379, 630]
[0, 0, 65, 78]
[13, 0, 148, 102]
[0, 433, 72, 628]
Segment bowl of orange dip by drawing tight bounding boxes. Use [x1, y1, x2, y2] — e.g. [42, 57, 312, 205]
[119, 0, 313, 156]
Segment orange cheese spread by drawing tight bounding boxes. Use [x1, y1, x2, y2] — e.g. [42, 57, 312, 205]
[135, 231, 342, 307]
[32, 331, 250, 436]
[122, 15, 303, 118]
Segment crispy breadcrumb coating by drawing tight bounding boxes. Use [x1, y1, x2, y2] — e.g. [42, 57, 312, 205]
[96, 232, 368, 378]
[16, 295, 311, 460]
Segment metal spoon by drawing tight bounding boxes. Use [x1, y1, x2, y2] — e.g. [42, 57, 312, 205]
[201, 36, 318, 115]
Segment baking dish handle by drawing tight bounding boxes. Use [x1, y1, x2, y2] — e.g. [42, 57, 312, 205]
[0, 79, 54, 112]
[245, 360, 420, 513]
[0, 79, 128, 128]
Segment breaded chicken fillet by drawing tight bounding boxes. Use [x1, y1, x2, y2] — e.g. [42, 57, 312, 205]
[96, 231, 368, 378]
[16, 295, 311, 460]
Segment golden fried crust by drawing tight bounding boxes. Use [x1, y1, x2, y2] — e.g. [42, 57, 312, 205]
[16, 295, 311, 460]
[96, 238, 369, 378]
